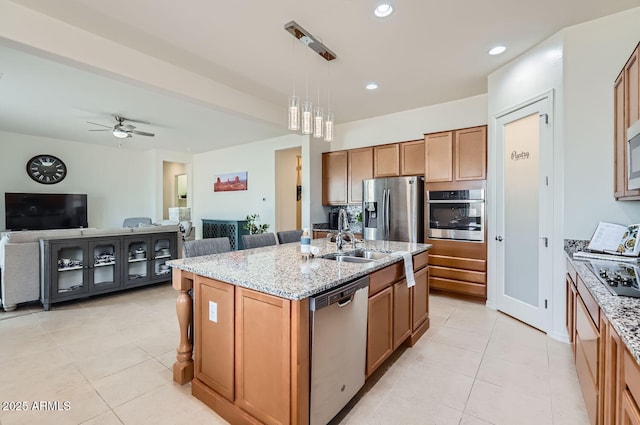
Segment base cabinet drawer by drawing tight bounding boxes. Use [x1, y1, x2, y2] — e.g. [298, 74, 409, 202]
[429, 276, 486, 298]
[429, 265, 485, 284]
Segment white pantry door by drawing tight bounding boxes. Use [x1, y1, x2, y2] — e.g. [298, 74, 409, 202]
[495, 95, 553, 332]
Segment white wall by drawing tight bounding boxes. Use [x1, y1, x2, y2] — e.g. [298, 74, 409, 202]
[487, 32, 565, 339]
[0, 131, 157, 229]
[563, 7, 640, 238]
[333, 94, 488, 150]
[192, 134, 310, 238]
[487, 6, 640, 341]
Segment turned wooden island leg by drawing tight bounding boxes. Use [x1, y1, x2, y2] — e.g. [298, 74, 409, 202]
[173, 270, 195, 384]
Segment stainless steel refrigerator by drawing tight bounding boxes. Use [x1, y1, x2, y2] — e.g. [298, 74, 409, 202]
[362, 176, 424, 243]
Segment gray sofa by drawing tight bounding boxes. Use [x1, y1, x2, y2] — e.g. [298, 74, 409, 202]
[0, 225, 180, 311]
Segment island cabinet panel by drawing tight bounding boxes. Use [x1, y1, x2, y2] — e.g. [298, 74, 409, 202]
[348, 147, 373, 204]
[366, 286, 393, 377]
[322, 151, 348, 205]
[194, 277, 235, 402]
[393, 279, 411, 349]
[236, 287, 291, 425]
[373, 144, 400, 177]
[400, 140, 425, 176]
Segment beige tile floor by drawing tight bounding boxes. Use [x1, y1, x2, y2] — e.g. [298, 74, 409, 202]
[0, 284, 589, 425]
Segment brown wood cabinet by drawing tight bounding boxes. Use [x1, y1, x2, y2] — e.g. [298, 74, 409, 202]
[194, 276, 235, 402]
[425, 126, 487, 184]
[348, 147, 373, 204]
[322, 148, 373, 205]
[366, 252, 430, 377]
[366, 285, 393, 376]
[622, 348, 640, 425]
[191, 282, 309, 425]
[614, 41, 640, 200]
[236, 287, 292, 425]
[400, 140, 425, 176]
[566, 258, 640, 425]
[566, 261, 577, 356]
[412, 267, 429, 331]
[602, 313, 621, 425]
[374, 144, 400, 177]
[393, 279, 411, 349]
[427, 239, 487, 299]
[575, 276, 600, 425]
[322, 151, 348, 205]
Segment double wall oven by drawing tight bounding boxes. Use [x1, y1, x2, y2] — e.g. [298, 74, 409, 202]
[426, 189, 485, 242]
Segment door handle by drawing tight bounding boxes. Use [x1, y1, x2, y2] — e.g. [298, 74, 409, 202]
[495, 236, 503, 241]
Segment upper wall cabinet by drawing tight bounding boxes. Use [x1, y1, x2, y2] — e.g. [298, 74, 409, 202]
[374, 144, 400, 177]
[614, 41, 640, 200]
[348, 147, 373, 204]
[425, 126, 487, 184]
[322, 148, 373, 205]
[373, 140, 425, 178]
[322, 151, 348, 205]
[400, 140, 426, 176]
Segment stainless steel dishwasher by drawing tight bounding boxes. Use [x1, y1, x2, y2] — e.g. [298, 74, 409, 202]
[309, 275, 369, 425]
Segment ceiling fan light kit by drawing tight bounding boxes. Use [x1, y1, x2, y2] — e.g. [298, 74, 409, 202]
[87, 115, 155, 141]
[284, 21, 336, 142]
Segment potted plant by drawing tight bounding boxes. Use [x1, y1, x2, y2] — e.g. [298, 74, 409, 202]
[243, 214, 269, 234]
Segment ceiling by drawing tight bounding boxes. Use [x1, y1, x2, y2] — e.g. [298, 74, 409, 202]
[1, 0, 640, 153]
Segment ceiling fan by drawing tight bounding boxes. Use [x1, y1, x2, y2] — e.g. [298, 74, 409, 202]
[87, 115, 155, 139]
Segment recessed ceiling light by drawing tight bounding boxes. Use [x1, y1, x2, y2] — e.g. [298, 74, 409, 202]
[374, 3, 394, 18]
[366, 83, 378, 90]
[488, 45, 507, 56]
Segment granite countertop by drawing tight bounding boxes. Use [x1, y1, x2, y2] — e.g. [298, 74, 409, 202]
[565, 240, 640, 365]
[168, 239, 430, 301]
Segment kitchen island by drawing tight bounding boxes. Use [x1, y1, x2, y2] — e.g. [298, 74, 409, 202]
[169, 239, 431, 425]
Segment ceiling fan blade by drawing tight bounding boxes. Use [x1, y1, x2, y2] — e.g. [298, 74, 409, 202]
[87, 121, 112, 129]
[122, 124, 136, 130]
[131, 130, 155, 137]
[88, 129, 110, 131]
[116, 115, 150, 125]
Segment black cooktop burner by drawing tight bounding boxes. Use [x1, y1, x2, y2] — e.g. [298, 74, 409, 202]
[584, 260, 640, 298]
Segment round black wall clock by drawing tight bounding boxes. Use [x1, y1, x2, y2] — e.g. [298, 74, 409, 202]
[26, 154, 67, 184]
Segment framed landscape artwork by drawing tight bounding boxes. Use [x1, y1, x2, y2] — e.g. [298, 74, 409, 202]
[214, 171, 248, 192]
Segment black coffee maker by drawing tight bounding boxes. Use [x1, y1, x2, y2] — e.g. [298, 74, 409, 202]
[328, 211, 339, 229]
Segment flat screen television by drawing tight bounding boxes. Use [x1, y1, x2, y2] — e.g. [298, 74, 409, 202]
[4, 193, 88, 231]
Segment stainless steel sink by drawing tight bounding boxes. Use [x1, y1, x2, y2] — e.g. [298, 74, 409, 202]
[320, 249, 390, 263]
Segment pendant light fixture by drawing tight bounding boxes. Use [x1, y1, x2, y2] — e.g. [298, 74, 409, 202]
[288, 39, 300, 131]
[284, 21, 337, 139]
[324, 60, 334, 142]
[301, 46, 313, 135]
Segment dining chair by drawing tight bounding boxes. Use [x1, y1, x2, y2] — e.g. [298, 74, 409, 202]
[277, 230, 303, 244]
[183, 237, 231, 258]
[241, 233, 277, 249]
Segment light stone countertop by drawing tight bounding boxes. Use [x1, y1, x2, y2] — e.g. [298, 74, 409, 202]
[168, 239, 431, 300]
[566, 244, 640, 365]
